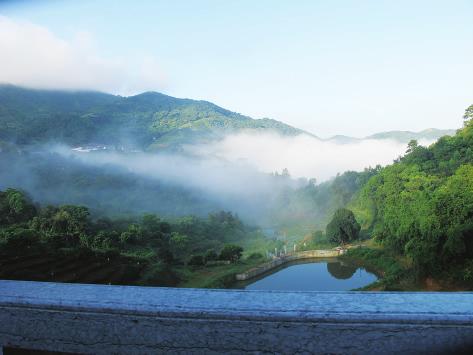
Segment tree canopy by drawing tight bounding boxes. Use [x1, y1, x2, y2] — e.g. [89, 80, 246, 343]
[326, 208, 361, 245]
[352, 104, 473, 277]
[219, 244, 243, 262]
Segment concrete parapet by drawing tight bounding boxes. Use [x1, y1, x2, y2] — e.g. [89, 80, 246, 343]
[1, 280, 473, 354]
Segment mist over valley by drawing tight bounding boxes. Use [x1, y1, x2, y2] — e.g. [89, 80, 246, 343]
[0, 85, 454, 229]
[1, 0, 473, 304]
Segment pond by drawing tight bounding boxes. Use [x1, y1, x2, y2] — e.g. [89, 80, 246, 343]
[240, 259, 378, 291]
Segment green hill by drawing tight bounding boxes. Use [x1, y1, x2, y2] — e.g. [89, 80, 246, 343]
[366, 128, 456, 143]
[327, 129, 455, 144]
[0, 85, 308, 150]
[348, 104, 473, 283]
[0, 85, 455, 150]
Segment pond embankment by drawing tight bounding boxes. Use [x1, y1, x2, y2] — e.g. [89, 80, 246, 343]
[236, 249, 344, 281]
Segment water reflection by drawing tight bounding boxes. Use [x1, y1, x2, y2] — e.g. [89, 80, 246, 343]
[241, 258, 377, 291]
[326, 261, 357, 279]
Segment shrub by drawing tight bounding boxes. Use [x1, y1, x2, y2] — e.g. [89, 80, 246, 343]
[204, 249, 218, 262]
[247, 252, 263, 260]
[326, 208, 361, 245]
[219, 244, 243, 262]
[188, 255, 205, 266]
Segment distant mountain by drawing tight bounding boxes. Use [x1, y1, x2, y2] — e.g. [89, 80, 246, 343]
[327, 129, 456, 144]
[366, 129, 456, 142]
[0, 85, 456, 149]
[324, 135, 361, 144]
[0, 85, 309, 150]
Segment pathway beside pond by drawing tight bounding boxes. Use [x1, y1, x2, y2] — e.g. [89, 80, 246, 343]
[236, 248, 346, 281]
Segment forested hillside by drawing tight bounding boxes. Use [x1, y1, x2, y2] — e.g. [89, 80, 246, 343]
[0, 85, 454, 151]
[0, 149, 221, 218]
[327, 129, 455, 144]
[1, 85, 468, 266]
[0, 85, 306, 150]
[350, 104, 473, 281]
[0, 188, 269, 287]
[0, 84, 470, 289]
[366, 128, 456, 143]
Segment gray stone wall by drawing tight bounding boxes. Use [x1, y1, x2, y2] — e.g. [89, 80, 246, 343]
[1, 280, 473, 354]
[236, 249, 340, 280]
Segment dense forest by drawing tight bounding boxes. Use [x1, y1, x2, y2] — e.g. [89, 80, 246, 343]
[0, 86, 371, 229]
[0, 84, 306, 150]
[0, 148, 221, 217]
[0, 188, 273, 287]
[346, 104, 473, 285]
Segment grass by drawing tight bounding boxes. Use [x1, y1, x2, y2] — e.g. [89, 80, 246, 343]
[175, 258, 264, 288]
[238, 232, 280, 258]
[340, 244, 419, 291]
[335, 238, 473, 291]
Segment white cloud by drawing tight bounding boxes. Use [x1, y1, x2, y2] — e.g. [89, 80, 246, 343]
[46, 135, 435, 222]
[0, 16, 165, 94]
[186, 132, 434, 182]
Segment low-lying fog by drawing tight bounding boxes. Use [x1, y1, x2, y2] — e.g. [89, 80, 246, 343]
[1, 131, 434, 224]
[186, 132, 432, 181]
[62, 132, 430, 187]
[55, 131, 432, 205]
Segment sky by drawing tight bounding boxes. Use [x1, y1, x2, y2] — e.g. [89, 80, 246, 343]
[0, 0, 472, 137]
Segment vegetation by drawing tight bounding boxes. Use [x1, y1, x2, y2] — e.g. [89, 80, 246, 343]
[219, 244, 243, 262]
[266, 166, 381, 231]
[282, 103, 473, 290]
[0, 149, 225, 218]
[0, 142, 383, 232]
[347, 105, 473, 287]
[0, 85, 306, 150]
[300, 230, 334, 250]
[0, 188, 273, 287]
[366, 128, 456, 143]
[326, 208, 361, 245]
[0, 85, 451, 233]
[1, 84, 472, 290]
[340, 247, 411, 290]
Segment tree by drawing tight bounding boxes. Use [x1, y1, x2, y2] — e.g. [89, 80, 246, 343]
[204, 249, 218, 262]
[158, 248, 174, 264]
[0, 189, 36, 225]
[51, 205, 90, 236]
[188, 255, 205, 266]
[169, 232, 190, 259]
[310, 230, 325, 245]
[119, 224, 143, 245]
[219, 244, 243, 262]
[247, 252, 263, 260]
[141, 214, 161, 234]
[463, 104, 473, 124]
[327, 261, 357, 279]
[406, 139, 419, 154]
[434, 165, 473, 263]
[326, 208, 360, 245]
[0, 228, 40, 250]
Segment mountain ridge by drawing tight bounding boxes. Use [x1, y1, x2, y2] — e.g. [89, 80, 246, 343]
[325, 128, 456, 144]
[0, 84, 309, 149]
[0, 84, 455, 149]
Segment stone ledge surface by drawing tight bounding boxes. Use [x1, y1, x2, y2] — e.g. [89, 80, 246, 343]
[1, 280, 473, 354]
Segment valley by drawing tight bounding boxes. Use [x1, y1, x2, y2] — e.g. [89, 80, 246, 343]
[0, 85, 472, 291]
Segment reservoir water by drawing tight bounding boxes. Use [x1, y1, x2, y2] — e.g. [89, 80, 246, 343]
[242, 259, 378, 291]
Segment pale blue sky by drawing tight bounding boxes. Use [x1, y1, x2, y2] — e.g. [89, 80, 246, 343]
[1, 0, 472, 137]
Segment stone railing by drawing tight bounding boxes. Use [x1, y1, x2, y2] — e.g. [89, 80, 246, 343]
[1, 280, 473, 354]
[236, 249, 342, 281]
